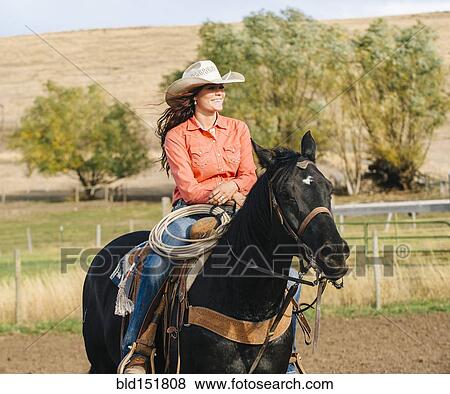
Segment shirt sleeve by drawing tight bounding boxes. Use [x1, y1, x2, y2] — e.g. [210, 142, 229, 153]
[164, 133, 212, 204]
[232, 123, 257, 195]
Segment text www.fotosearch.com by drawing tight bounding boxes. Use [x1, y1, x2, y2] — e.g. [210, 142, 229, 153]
[116, 377, 334, 390]
[194, 377, 334, 390]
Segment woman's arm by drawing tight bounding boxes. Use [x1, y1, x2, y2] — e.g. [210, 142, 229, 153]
[232, 123, 257, 195]
[164, 133, 212, 204]
[208, 121, 257, 205]
[232, 191, 246, 208]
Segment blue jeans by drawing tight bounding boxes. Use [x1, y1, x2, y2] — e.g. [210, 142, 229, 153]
[121, 215, 197, 357]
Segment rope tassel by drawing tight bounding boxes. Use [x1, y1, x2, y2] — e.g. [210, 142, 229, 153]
[114, 262, 136, 316]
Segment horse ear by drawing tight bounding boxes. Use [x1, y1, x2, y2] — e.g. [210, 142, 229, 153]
[300, 131, 316, 162]
[251, 139, 276, 169]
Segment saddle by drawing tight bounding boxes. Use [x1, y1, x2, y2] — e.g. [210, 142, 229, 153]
[117, 216, 311, 374]
[117, 216, 220, 373]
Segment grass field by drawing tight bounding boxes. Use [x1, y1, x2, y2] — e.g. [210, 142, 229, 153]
[0, 200, 448, 325]
[0, 201, 162, 273]
[0, 200, 448, 274]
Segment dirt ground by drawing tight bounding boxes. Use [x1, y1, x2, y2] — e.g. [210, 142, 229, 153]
[1, 312, 449, 374]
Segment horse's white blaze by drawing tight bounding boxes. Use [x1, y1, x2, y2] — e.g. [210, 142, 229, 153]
[302, 175, 313, 185]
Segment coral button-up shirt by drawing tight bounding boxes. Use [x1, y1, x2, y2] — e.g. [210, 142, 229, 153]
[164, 114, 257, 204]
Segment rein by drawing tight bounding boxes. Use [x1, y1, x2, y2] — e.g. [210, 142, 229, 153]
[235, 160, 343, 373]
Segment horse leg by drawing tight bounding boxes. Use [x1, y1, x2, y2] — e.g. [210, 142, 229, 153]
[83, 306, 117, 373]
[83, 231, 149, 374]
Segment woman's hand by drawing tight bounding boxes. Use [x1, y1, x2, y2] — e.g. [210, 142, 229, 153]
[208, 181, 238, 205]
[232, 191, 246, 208]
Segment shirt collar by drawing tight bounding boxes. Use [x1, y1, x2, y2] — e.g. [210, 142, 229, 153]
[186, 116, 202, 131]
[186, 113, 228, 133]
[215, 114, 227, 130]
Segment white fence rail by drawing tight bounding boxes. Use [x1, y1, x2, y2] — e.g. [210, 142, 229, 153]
[333, 199, 449, 216]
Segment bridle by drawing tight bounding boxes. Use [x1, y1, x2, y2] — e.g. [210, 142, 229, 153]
[226, 158, 347, 372]
[229, 158, 345, 288]
[268, 160, 332, 246]
[267, 160, 343, 285]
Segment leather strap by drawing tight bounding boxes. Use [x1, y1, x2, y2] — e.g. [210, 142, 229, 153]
[290, 353, 307, 374]
[298, 207, 332, 236]
[187, 303, 293, 345]
[248, 283, 299, 373]
[268, 167, 332, 242]
[134, 297, 166, 358]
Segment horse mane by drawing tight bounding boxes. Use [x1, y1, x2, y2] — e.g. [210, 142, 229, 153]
[225, 146, 302, 249]
[271, 146, 301, 166]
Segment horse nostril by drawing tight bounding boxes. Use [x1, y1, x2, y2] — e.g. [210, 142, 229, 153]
[319, 243, 345, 258]
[318, 245, 333, 260]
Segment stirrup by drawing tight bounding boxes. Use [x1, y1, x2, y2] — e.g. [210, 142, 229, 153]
[289, 353, 307, 374]
[117, 342, 138, 374]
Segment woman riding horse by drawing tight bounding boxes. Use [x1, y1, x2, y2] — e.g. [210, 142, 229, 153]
[120, 60, 301, 373]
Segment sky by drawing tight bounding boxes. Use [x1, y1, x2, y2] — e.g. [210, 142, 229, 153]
[1, 0, 450, 37]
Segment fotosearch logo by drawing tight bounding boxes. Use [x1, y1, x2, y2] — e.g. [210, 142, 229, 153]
[59, 242, 409, 278]
[355, 244, 397, 277]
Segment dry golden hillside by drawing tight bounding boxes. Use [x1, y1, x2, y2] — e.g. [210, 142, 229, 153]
[0, 12, 449, 192]
[0, 25, 200, 136]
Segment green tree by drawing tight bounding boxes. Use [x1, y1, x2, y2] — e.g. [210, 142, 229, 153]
[320, 84, 367, 195]
[352, 19, 449, 189]
[162, 9, 351, 150]
[10, 81, 151, 198]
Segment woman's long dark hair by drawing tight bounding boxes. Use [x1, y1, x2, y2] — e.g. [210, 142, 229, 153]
[156, 86, 204, 175]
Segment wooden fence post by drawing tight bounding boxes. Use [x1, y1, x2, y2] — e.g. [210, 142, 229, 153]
[129, 219, 134, 232]
[14, 249, 24, 324]
[440, 181, 446, 197]
[448, 171, 450, 198]
[74, 185, 80, 204]
[394, 213, 399, 244]
[96, 224, 101, 247]
[384, 212, 393, 232]
[26, 227, 32, 253]
[373, 230, 382, 311]
[411, 211, 417, 230]
[339, 215, 344, 233]
[104, 186, 109, 203]
[59, 225, 64, 246]
[123, 184, 128, 204]
[161, 197, 171, 217]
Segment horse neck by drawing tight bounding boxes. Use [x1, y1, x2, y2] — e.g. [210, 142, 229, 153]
[213, 177, 295, 321]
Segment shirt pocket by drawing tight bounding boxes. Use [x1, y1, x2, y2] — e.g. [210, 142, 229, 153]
[190, 146, 210, 168]
[223, 145, 241, 164]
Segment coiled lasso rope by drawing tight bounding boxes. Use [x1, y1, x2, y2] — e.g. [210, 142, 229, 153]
[148, 204, 232, 260]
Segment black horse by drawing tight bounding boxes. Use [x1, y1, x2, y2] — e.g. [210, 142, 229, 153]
[82, 132, 349, 373]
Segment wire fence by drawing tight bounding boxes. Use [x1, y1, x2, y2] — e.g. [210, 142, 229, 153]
[0, 177, 449, 204]
[0, 185, 175, 204]
[0, 215, 448, 277]
[0, 209, 449, 322]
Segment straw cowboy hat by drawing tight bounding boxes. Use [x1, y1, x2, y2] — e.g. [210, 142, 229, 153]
[165, 60, 245, 107]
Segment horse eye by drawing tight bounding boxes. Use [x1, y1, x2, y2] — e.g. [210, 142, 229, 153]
[280, 191, 295, 201]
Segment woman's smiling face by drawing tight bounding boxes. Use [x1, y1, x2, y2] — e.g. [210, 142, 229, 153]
[195, 84, 225, 113]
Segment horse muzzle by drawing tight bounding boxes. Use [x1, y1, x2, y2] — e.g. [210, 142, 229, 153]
[316, 241, 350, 280]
